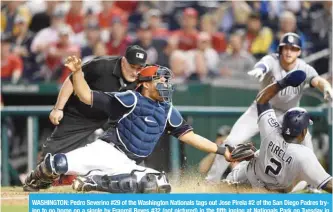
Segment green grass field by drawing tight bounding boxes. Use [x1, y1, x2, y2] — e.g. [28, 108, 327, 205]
[1, 186, 74, 212]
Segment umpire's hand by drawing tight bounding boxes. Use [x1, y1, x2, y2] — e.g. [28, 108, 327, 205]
[65, 55, 82, 72]
[49, 109, 63, 125]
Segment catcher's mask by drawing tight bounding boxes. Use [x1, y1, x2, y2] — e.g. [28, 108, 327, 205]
[137, 65, 174, 103]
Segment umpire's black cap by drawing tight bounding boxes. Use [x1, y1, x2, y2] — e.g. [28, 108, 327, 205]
[125, 45, 147, 67]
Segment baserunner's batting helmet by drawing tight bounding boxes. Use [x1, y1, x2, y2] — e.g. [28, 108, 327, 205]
[282, 107, 313, 137]
[279, 32, 302, 52]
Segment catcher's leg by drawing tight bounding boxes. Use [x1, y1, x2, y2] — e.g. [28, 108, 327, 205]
[72, 170, 171, 193]
[23, 153, 68, 191]
[206, 103, 259, 182]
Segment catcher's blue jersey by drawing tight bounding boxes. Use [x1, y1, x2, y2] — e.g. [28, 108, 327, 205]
[95, 91, 187, 161]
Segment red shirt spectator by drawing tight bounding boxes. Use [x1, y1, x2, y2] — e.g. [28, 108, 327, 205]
[211, 32, 227, 53]
[45, 26, 80, 82]
[106, 17, 131, 56]
[172, 30, 198, 50]
[1, 54, 23, 79]
[66, 12, 84, 33]
[46, 42, 80, 70]
[113, 1, 138, 14]
[66, 1, 84, 33]
[98, 2, 128, 28]
[200, 14, 227, 53]
[106, 36, 131, 56]
[172, 7, 199, 50]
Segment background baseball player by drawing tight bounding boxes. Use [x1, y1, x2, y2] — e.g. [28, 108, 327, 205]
[23, 57, 237, 193]
[226, 70, 332, 193]
[206, 32, 333, 182]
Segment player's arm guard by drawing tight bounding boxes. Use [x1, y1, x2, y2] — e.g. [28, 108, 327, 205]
[228, 142, 257, 162]
[256, 70, 306, 105]
[277, 70, 306, 89]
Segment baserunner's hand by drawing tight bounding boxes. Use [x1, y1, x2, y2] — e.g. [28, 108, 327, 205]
[65, 56, 82, 73]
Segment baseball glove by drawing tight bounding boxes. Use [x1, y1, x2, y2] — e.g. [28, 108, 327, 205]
[226, 142, 257, 162]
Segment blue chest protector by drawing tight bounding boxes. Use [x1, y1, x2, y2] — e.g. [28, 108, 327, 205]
[114, 91, 182, 158]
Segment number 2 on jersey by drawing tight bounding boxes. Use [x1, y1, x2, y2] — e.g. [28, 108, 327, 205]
[265, 158, 282, 176]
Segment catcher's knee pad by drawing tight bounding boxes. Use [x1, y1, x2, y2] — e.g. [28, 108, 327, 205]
[24, 153, 62, 190]
[40, 153, 68, 176]
[53, 153, 68, 174]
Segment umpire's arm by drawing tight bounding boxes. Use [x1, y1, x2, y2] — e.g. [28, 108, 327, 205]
[65, 56, 92, 105]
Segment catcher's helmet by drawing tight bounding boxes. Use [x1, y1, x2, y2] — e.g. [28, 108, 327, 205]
[138, 65, 174, 102]
[279, 32, 302, 52]
[282, 107, 313, 137]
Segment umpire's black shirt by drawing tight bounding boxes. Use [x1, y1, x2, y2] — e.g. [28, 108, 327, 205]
[43, 56, 137, 156]
[67, 56, 137, 120]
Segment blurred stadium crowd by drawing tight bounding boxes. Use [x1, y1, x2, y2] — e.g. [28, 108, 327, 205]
[1, 0, 332, 86]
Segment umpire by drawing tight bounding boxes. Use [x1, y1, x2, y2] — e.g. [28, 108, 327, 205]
[43, 45, 147, 157]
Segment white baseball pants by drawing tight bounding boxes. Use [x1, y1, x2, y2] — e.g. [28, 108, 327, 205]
[64, 139, 159, 181]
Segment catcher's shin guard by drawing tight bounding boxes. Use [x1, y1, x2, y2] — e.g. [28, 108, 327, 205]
[23, 153, 68, 191]
[73, 170, 171, 193]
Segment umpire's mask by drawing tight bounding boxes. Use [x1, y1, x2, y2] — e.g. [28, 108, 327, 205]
[138, 65, 174, 103]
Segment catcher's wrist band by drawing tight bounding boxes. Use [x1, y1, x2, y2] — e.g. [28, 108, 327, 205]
[216, 145, 226, 155]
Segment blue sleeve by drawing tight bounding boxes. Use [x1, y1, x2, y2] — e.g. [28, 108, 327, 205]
[91, 91, 131, 118]
[166, 120, 193, 138]
[165, 107, 193, 138]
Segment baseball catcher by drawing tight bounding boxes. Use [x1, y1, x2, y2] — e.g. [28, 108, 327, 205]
[23, 56, 248, 193]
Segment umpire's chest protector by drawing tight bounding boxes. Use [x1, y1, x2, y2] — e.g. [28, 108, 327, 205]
[115, 92, 181, 157]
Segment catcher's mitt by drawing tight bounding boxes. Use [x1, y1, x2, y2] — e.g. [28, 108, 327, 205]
[226, 142, 257, 162]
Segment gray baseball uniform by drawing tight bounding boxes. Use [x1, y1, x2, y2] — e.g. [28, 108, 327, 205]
[226, 109, 332, 191]
[206, 54, 319, 182]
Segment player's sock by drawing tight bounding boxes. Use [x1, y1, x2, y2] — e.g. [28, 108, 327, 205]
[291, 181, 307, 192]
